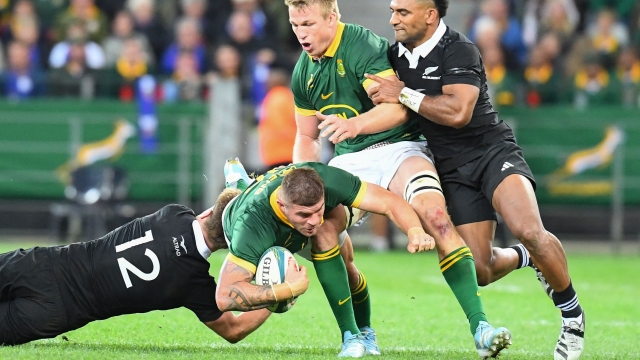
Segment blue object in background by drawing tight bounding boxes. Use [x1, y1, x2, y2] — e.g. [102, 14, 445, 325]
[136, 75, 158, 154]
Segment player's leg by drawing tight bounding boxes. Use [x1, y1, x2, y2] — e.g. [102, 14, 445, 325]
[312, 206, 366, 357]
[387, 155, 510, 356]
[339, 232, 379, 355]
[0, 248, 68, 345]
[493, 174, 584, 360]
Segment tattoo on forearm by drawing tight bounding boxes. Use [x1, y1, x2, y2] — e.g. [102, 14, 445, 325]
[220, 261, 278, 311]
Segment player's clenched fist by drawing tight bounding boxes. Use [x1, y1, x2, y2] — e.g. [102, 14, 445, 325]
[406, 227, 435, 253]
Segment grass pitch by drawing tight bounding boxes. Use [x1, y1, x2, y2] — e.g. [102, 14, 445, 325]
[0, 242, 638, 359]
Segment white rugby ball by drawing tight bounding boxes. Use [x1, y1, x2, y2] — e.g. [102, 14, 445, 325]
[255, 246, 298, 313]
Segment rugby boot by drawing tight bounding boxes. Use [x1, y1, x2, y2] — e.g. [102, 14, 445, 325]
[554, 311, 585, 360]
[359, 326, 381, 355]
[224, 158, 252, 191]
[338, 330, 366, 358]
[474, 321, 512, 359]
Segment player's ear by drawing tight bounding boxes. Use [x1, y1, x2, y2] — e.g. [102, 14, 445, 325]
[197, 207, 214, 219]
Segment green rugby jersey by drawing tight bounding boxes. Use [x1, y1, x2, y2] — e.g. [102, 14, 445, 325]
[291, 22, 422, 156]
[223, 162, 367, 273]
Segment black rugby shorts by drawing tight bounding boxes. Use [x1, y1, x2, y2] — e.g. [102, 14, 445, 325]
[440, 140, 536, 226]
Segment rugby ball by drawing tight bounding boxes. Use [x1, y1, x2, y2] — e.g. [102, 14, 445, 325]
[255, 246, 298, 313]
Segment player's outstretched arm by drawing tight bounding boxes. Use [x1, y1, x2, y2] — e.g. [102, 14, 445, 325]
[216, 257, 308, 312]
[356, 182, 435, 253]
[366, 73, 479, 129]
[293, 113, 322, 163]
[205, 309, 271, 344]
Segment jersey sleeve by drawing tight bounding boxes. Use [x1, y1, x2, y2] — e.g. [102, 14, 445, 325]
[183, 276, 223, 323]
[320, 165, 367, 208]
[227, 213, 276, 274]
[351, 31, 395, 90]
[291, 62, 317, 116]
[442, 41, 483, 88]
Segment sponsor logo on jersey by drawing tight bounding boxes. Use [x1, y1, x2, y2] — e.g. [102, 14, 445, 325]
[501, 162, 514, 172]
[172, 237, 182, 256]
[321, 92, 334, 100]
[422, 66, 441, 80]
[180, 236, 187, 254]
[337, 59, 346, 77]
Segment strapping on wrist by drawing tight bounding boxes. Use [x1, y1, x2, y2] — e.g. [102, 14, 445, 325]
[399, 87, 425, 113]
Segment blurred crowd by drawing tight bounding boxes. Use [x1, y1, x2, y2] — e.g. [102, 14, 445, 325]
[468, 0, 640, 109]
[0, 0, 299, 103]
[2, 0, 638, 109]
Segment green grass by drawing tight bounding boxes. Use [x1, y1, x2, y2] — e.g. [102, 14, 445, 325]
[0, 242, 639, 359]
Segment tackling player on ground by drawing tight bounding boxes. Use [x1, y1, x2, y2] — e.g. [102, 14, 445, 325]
[322, 1, 586, 359]
[0, 203, 275, 346]
[216, 161, 435, 358]
[286, 0, 511, 358]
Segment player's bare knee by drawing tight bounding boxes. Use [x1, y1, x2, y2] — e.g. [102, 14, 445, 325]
[421, 205, 454, 241]
[512, 225, 546, 252]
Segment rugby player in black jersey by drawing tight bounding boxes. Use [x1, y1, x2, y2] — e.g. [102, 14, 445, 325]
[0, 198, 307, 346]
[318, 1, 585, 359]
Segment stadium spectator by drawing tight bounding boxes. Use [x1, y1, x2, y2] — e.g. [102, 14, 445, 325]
[128, 0, 168, 62]
[48, 42, 97, 99]
[7, 14, 42, 70]
[212, 43, 241, 80]
[573, 52, 621, 107]
[587, 8, 629, 70]
[102, 10, 154, 67]
[207, 0, 233, 45]
[257, 66, 296, 172]
[231, 0, 271, 39]
[49, 19, 105, 70]
[102, 37, 152, 101]
[53, 0, 109, 43]
[160, 17, 207, 74]
[522, 0, 579, 48]
[617, 47, 640, 107]
[469, 0, 528, 69]
[482, 45, 518, 107]
[524, 43, 564, 106]
[170, 51, 204, 101]
[1, 41, 45, 99]
[179, 0, 215, 45]
[588, 0, 637, 22]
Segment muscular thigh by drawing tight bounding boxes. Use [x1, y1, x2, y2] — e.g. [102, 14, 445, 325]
[0, 248, 68, 345]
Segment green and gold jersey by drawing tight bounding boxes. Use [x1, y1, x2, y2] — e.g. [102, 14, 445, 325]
[222, 162, 367, 273]
[291, 22, 422, 156]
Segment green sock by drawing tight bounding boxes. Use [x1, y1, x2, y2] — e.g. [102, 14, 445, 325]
[312, 245, 359, 337]
[351, 271, 371, 329]
[440, 246, 487, 335]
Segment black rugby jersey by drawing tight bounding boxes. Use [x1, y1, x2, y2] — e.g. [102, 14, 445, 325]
[389, 23, 515, 174]
[49, 204, 222, 329]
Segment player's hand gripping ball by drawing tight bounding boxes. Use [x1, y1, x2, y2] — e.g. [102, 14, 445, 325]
[255, 246, 299, 313]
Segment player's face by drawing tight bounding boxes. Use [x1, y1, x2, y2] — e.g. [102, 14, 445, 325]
[281, 199, 326, 237]
[289, 3, 338, 58]
[389, 0, 434, 44]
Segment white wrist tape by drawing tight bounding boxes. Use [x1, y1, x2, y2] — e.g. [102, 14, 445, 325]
[399, 87, 425, 113]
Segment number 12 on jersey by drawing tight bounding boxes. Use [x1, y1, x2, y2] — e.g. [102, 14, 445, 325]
[116, 230, 160, 288]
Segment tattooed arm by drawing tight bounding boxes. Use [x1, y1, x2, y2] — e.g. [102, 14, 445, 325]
[215, 255, 309, 312]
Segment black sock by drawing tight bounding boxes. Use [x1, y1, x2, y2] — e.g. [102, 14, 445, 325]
[552, 281, 583, 318]
[510, 244, 531, 269]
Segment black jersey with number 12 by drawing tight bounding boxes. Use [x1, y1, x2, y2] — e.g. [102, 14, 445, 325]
[49, 204, 222, 329]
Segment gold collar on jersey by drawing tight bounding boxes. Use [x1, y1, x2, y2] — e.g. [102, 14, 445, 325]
[309, 21, 346, 61]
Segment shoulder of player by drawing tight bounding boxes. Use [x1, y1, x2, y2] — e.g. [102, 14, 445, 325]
[442, 27, 477, 50]
[156, 204, 196, 219]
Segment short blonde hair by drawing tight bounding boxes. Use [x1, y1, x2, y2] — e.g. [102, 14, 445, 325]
[284, 0, 340, 19]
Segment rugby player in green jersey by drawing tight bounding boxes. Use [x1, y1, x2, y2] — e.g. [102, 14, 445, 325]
[215, 162, 435, 357]
[286, 0, 510, 358]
